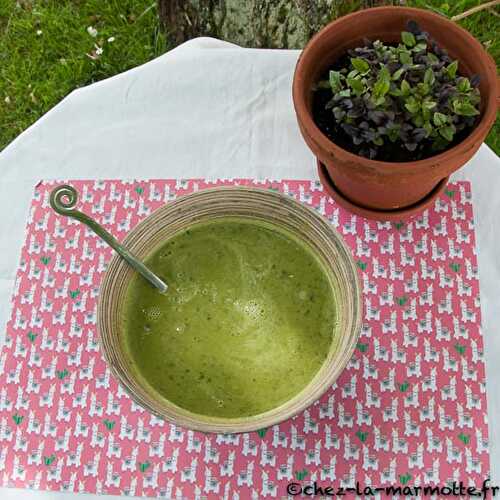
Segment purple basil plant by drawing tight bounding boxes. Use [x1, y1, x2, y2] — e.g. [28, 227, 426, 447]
[314, 20, 481, 160]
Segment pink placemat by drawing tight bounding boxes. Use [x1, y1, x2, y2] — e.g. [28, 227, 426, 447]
[0, 178, 489, 498]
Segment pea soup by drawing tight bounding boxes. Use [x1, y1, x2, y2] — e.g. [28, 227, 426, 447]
[122, 219, 336, 418]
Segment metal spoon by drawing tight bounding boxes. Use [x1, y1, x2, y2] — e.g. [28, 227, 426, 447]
[50, 184, 168, 294]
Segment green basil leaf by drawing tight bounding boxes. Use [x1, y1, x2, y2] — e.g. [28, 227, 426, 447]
[433, 112, 448, 127]
[401, 31, 416, 47]
[424, 68, 435, 86]
[350, 57, 370, 74]
[329, 70, 343, 93]
[392, 67, 406, 81]
[439, 125, 455, 141]
[399, 51, 412, 65]
[454, 102, 480, 116]
[446, 60, 459, 79]
[457, 77, 471, 93]
[427, 53, 439, 65]
[347, 77, 365, 96]
[422, 100, 437, 111]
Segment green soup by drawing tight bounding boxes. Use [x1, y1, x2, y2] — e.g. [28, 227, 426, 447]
[122, 219, 336, 418]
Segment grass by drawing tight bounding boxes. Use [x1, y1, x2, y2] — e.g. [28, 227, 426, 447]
[0, 0, 498, 153]
[0, 0, 167, 150]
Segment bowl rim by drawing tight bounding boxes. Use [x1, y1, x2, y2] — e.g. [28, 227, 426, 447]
[97, 186, 362, 433]
[292, 6, 498, 173]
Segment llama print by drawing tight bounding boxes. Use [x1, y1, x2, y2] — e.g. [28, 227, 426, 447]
[105, 461, 121, 489]
[465, 385, 481, 410]
[362, 446, 378, 471]
[342, 215, 357, 236]
[379, 284, 394, 306]
[365, 384, 381, 408]
[373, 339, 389, 362]
[242, 434, 258, 457]
[400, 224, 414, 243]
[404, 384, 419, 409]
[0, 179, 488, 497]
[67, 443, 84, 467]
[392, 428, 408, 454]
[435, 317, 450, 341]
[362, 356, 378, 380]
[451, 200, 465, 221]
[320, 456, 336, 481]
[426, 427, 442, 453]
[415, 209, 429, 229]
[465, 449, 481, 474]
[422, 368, 438, 392]
[260, 470, 277, 497]
[13, 428, 28, 453]
[419, 283, 434, 307]
[27, 441, 44, 466]
[441, 376, 457, 402]
[461, 358, 477, 382]
[382, 398, 398, 423]
[419, 397, 435, 423]
[438, 406, 455, 431]
[343, 435, 359, 461]
[408, 443, 424, 469]
[203, 466, 220, 495]
[414, 233, 428, 254]
[389, 258, 404, 280]
[181, 458, 198, 483]
[106, 434, 121, 460]
[260, 442, 275, 467]
[303, 410, 319, 434]
[400, 245, 415, 267]
[356, 237, 371, 258]
[83, 452, 101, 478]
[337, 403, 354, 429]
[407, 354, 422, 378]
[417, 311, 432, 333]
[318, 395, 335, 420]
[220, 451, 236, 477]
[382, 311, 397, 334]
[15, 387, 29, 412]
[55, 428, 71, 452]
[475, 428, 489, 455]
[237, 462, 254, 488]
[373, 426, 390, 452]
[324, 425, 340, 450]
[380, 367, 396, 393]
[204, 438, 220, 464]
[362, 272, 377, 295]
[341, 374, 357, 399]
[305, 440, 321, 466]
[443, 348, 458, 373]
[402, 323, 418, 347]
[290, 425, 305, 451]
[379, 459, 396, 483]
[380, 234, 394, 255]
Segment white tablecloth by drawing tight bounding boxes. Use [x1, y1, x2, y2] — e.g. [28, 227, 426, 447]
[0, 37, 499, 499]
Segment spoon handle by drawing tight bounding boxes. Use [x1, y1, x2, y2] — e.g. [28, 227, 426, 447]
[50, 185, 168, 294]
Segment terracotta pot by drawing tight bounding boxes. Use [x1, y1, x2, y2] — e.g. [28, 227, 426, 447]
[292, 6, 499, 213]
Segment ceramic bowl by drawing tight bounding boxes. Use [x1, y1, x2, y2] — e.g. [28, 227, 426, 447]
[97, 187, 362, 433]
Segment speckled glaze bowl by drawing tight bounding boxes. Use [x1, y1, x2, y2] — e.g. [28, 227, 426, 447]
[97, 187, 362, 433]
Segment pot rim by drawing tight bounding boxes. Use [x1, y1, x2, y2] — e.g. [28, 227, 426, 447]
[292, 6, 498, 171]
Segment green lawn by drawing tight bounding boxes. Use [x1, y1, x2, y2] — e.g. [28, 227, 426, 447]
[0, 0, 498, 153]
[0, 0, 167, 149]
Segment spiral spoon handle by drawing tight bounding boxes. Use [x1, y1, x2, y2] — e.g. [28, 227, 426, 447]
[50, 185, 168, 294]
